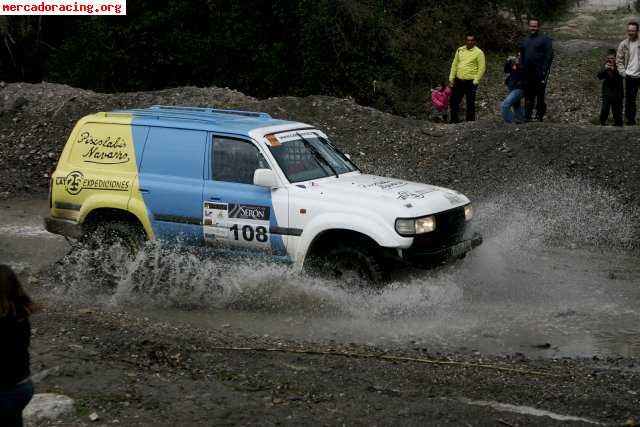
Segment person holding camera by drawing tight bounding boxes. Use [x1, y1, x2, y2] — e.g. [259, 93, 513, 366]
[599, 49, 624, 126]
[501, 53, 526, 123]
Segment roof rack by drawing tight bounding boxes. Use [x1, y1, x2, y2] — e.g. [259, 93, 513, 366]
[106, 110, 222, 125]
[149, 105, 272, 119]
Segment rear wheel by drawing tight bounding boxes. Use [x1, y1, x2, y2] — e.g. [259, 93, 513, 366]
[80, 220, 146, 285]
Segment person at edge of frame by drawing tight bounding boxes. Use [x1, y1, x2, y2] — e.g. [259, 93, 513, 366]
[448, 33, 486, 123]
[0, 265, 39, 427]
[616, 21, 640, 125]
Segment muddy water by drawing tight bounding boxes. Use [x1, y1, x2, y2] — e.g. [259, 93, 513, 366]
[1, 176, 639, 358]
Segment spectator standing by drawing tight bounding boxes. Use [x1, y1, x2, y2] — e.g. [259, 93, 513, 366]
[501, 53, 526, 123]
[616, 22, 640, 125]
[431, 82, 452, 122]
[448, 34, 486, 123]
[520, 18, 554, 122]
[598, 49, 624, 126]
[0, 265, 37, 427]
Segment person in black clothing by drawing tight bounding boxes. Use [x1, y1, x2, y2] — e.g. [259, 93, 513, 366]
[598, 49, 624, 126]
[0, 265, 37, 427]
[520, 18, 554, 122]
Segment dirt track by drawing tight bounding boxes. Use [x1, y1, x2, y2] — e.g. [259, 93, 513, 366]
[22, 303, 639, 426]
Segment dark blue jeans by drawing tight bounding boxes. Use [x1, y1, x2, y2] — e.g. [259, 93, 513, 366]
[0, 380, 34, 427]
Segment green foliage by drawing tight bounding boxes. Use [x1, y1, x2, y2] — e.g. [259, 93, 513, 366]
[0, 0, 577, 116]
[498, 0, 578, 22]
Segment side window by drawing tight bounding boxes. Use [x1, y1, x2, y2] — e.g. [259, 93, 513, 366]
[212, 137, 269, 185]
[140, 128, 206, 179]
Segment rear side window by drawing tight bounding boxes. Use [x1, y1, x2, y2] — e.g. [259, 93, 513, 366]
[140, 128, 207, 179]
[212, 137, 269, 185]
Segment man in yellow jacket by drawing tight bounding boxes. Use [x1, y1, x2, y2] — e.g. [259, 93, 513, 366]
[449, 34, 486, 123]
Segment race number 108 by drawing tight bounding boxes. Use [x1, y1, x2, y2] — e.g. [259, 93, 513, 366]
[230, 224, 268, 243]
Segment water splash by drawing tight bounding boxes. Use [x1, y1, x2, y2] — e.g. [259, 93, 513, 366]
[472, 170, 639, 250]
[39, 171, 640, 356]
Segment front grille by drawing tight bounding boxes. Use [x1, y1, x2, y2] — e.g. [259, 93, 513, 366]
[408, 206, 467, 253]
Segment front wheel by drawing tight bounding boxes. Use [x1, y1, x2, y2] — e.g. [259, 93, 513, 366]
[308, 244, 389, 288]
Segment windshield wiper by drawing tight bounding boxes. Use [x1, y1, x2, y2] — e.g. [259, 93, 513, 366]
[317, 135, 360, 173]
[297, 132, 339, 178]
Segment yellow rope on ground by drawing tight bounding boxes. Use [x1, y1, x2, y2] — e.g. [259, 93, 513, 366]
[208, 345, 561, 377]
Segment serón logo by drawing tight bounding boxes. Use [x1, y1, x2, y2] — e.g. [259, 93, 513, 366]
[228, 204, 270, 221]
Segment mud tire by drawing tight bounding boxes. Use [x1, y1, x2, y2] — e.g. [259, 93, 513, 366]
[79, 220, 146, 286]
[312, 243, 388, 288]
[82, 220, 145, 255]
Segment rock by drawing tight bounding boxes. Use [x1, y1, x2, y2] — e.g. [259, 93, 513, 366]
[533, 343, 552, 349]
[89, 412, 100, 422]
[24, 393, 75, 423]
[30, 366, 61, 384]
[12, 96, 28, 110]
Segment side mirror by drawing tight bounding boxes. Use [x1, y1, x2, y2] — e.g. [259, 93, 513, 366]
[253, 169, 279, 188]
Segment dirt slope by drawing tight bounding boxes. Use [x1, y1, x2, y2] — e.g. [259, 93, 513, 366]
[1, 83, 639, 236]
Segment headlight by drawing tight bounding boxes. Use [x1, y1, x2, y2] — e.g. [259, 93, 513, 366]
[464, 204, 473, 221]
[416, 216, 436, 233]
[395, 215, 436, 236]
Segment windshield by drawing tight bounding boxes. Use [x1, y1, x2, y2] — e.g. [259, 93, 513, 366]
[267, 133, 358, 183]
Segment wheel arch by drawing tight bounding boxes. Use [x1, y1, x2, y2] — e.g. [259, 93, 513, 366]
[82, 207, 148, 239]
[303, 228, 382, 268]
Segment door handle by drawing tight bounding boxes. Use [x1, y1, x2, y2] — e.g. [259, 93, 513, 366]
[208, 197, 220, 201]
[139, 188, 150, 193]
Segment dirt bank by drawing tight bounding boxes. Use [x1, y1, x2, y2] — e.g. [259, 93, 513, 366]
[1, 82, 640, 208]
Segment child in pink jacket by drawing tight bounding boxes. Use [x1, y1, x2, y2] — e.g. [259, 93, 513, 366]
[431, 82, 452, 122]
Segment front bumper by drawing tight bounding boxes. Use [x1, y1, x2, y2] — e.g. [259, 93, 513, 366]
[401, 232, 483, 267]
[44, 217, 83, 239]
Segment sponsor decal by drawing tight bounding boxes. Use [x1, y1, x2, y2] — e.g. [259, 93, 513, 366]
[360, 180, 408, 191]
[56, 171, 130, 195]
[62, 170, 83, 195]
[77, 131, 131, 164]
[228, 204, 270, 221]
[202, 202, 271, 247]
[265, 130, 319, 146]
[444, 192, 465, 205]
[397, 188, 438, 200]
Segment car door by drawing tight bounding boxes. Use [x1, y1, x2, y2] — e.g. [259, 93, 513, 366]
[202, 135, 288, 257]
[138, 127, 207, 243]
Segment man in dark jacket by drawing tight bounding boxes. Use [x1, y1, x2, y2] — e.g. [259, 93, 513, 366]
[598, 49, 624, 126]
[520, 18, 554, 122]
